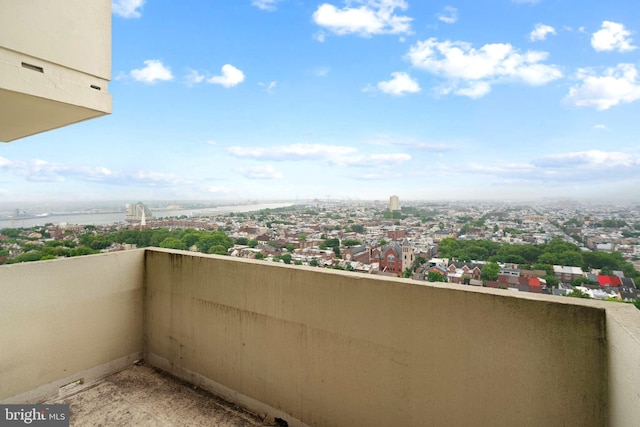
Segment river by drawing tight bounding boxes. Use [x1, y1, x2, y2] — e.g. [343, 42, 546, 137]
[0, 202, 294, 229]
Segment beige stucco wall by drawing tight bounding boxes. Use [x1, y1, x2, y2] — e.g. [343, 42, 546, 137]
[0, 0, 111, 141]
[145, 249, 609, 427]
[606, 303, 640, 425]
[0, 250, 145, 402]
[0, 0, 111, 79]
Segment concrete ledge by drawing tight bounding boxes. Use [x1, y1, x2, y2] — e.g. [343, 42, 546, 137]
[1, 352, 142, 404]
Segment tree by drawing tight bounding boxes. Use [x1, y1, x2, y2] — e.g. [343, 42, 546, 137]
[255, 253, 265, 260]
[437, 238, 459, 257]
[567, 289, 590, 299]
[197, 231, 233, 254]
[235, 237, 248, 245]
[159, 237, 187, 250]
[481, 262, 500, 281]
[428, 271, 445, 282]
[351, 224, 364, 233]
[402, 268, 413, 278]
[343, 239, 361, 247]
[412, 256, 427, 269]
[543, 275, 559, 288]
[285, 244, 296, 252]
[571, 276, 598, 287]
[281, 254, 292, 264]
[309, 258, 319, 267]
[1, 228, 21, 238]
[324, 238, 340, 248]
[208, 245, 228, 255]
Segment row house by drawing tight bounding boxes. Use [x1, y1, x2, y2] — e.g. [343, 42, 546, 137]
[553, 265, 584, 284]
[447, 262, 482, 282]
[343, 245, 371, 264]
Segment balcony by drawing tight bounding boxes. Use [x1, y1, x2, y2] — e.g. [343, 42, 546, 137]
[0, 0, 111, 142]
[1, 248, 639, 426]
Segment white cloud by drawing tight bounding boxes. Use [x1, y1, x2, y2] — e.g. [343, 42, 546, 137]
[338, 153, 411, 167]
[227, 143, 411, 168]
[228, 143, 357, 161]
[0, 156, 197, 187]
[406, 38, 563, 98]
[369, 137, 456, 152]
[375, 72, 421, 95]
[259, 81, 277, 94]
[533, 150, 635, 168]
[467, 162, 536, 175]
[511, 0, 540, 4]
[112, 0, 145, 18]
[591, 21, 636, 52]
[313, 66, 331, 77]
[0, 157, 113, 182]
[313, 31, 327, 42]
[312, 0, 412, 37]
[437, 6, 458, 24]
[252, 0, 282, 11]
[529, 23, 556, 42]
[465, 150, 640, 183]
[206, 140, 217, 145]
[208, 64, 246, 88]
[129, 171, 193, 187]
[130, 60, 174, 84]
[208, 186, 232, 194]
[185, 69, 206, 86]
[565, 64, 640, 110]
[593, 124, 608, 130]
[236, 165, 284, 179]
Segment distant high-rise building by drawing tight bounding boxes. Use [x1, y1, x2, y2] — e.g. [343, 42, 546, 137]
[125, 202, 153, 223]
[389, 195, 400, 211]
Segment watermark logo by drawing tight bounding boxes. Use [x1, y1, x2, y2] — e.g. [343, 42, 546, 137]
[0, 405, 68, 426]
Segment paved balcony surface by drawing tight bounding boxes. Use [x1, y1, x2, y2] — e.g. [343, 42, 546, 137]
[45, 364, 278, 427]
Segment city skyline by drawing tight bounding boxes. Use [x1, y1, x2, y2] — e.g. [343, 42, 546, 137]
[1, 0, 640, 202]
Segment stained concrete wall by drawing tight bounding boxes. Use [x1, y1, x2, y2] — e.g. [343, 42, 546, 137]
[144, 249, 609, 427]
[607, 303, 640, 425]
[0, 250, 145, 402]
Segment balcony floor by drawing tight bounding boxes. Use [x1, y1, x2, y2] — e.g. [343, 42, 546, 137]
[45, 363, 278, 427]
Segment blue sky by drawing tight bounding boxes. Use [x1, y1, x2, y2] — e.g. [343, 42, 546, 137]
[2, 0, 640, 202]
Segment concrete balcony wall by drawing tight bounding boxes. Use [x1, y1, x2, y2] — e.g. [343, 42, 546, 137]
[0, 250, 145, 403]
[1, 249, 639, 426]
[145, 249, 616, 427]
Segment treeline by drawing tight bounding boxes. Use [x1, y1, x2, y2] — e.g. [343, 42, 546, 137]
[2, 239, 94, 264]
[438, 237, 640, 281]
[79, 228, 234, 255]
[1, 227, 236, 264]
